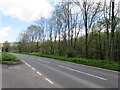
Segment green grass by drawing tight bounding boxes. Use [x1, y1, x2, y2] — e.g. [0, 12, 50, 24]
[15, 52, 120, 71]
[0, 53, 2, 60]
[2, 61, 14, 64]
[1, 52, 21, 64]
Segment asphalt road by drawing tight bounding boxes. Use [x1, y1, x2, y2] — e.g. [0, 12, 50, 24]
[2, 53, 119, 88]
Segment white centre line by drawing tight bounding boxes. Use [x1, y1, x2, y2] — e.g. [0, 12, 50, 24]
[37, 71, 42, 76]
[45, 78, 54, 84]
[37, 59, 50, 63]
[66, 61, 118, 73]
[58, 65, 107, 81]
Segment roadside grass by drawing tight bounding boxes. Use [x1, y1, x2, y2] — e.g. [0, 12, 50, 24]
[0, 53, 2, 60]
[15, 52, 120, 71]
[0, 52, 22, 64]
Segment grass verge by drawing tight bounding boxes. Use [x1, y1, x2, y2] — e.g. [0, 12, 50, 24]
[0, 52, 22, 65]
[15, 52, 119, 71]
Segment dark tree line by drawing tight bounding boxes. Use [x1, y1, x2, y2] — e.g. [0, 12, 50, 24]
[3, 0, 120, 61]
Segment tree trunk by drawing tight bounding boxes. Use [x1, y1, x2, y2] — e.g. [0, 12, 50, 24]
[110, 1, 115, 60]
[84, 2, 89, 58]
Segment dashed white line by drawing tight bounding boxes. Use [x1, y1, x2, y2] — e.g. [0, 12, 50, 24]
[37, 71, 42, 76]
[58, 65, 107, 81]
[25, 63, 31, 67]
[37, 59, 50, 63]
[45, 78, 54, 84]
[32, 68, 35, 70]
[22, 60, 30, 67]
[66, 62, 118, 73]
[21, 60, 42, 76]
[21, 60, 26, 63]
[21, 60, 32, 69]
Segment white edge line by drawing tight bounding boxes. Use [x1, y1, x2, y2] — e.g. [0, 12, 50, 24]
[22, 60, 43, 78]
[32, 68, 35, 70]
[25, 63, 31, 67]
[45, 78, 54, 84]
[21, 60, 26, 63]
[59, 65, 107, 81]
[37, 72, 42, 75]
[20, 59, 30, 67]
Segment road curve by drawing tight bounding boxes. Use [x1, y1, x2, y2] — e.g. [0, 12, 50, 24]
[3, 53, 119, 88]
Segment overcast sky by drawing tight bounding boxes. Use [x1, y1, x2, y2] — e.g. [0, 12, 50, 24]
[0, 0, 119, 43]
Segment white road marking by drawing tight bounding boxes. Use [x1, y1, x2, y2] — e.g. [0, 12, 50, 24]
[38, 59, 50, 63]
[21, 59, 44, 78]
[25, 63, 31, 67]
[58, 65, 107, 81]
[22, 61, 26, 63]
[66, 61, 118, 73]
[25, 63, 54, 85]
[37, 71, 42, 75]
[21, 59, 26, 63]
[45, 78, 54, 84]
[32, 68, 35, 70]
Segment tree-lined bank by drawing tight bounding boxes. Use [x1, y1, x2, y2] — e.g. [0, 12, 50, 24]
[2, 0, 120, 66]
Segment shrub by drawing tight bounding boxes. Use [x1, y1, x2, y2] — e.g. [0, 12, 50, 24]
[67, 49, 76, 57]
[2, 52, 20, 61]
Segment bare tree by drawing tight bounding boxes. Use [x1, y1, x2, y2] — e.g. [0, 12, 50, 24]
[76, 0, 102, 58]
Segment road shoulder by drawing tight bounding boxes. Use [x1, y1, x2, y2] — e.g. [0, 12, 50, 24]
[2, 63, 56, 88]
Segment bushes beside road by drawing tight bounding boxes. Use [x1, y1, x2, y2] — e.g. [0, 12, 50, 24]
[0, 52, 22, 64]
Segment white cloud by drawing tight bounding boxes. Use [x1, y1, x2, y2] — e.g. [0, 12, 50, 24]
[0, 27, 11, 37]
[0, 27, 21, 43]
[15, 29, 20, 32]
[0, 0, 54, 22]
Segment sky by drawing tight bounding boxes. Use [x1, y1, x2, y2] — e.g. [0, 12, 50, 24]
[0, 0, 119, 43]
[0, 0, 55, 43]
